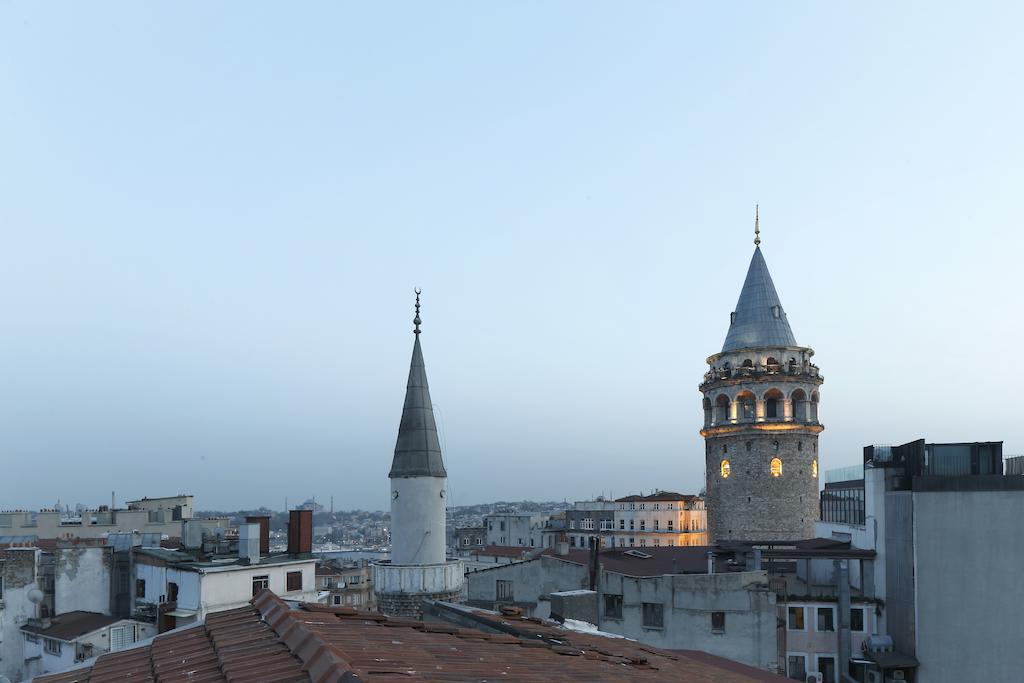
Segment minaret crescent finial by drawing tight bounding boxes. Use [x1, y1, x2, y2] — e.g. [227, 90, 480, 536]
[413, 288, 422, 334]
[754, 204, 761, 247]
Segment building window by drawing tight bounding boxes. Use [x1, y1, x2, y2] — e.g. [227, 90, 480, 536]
[619, 519, 624, 530]
[45, 638, 62, 655]
[496, 580, 514, 601]
[711, 611, 725, 633]
[640, 520, 646, 531]
[286, 571, 303, 592]
[167, 582, 179, 602]
[252, 575, 270, 597]
[629, 537, 635, 546]
[333, 595, 342, 605]
[787, 654, 807, 680]
[816, 606, 835, 632]
[136, 579, 146, 598]
[771, 458, 783, 478]
[629, 520, 635, 530]
[787, 606, 805, 630]
[642, 602, 664, 628]
[817, 655, 837, 683]
[668, 520, 674, 531]
[569, 520, 575, 529]
[851, 607, 865, 632]
[721, 459, 731, 478]
[604, 594, 623, 619]
[812, 459, 818, 478]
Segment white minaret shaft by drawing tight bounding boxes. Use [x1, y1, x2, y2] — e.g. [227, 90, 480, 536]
[388, 289, 448, 566]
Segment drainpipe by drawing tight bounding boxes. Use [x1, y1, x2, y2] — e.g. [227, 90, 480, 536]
[836, 560, 852, 681]
[707, 551, 714, 574]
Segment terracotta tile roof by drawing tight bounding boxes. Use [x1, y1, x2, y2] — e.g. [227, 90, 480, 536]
[35, 592, 785, 682]
[614, 491, 699, 502]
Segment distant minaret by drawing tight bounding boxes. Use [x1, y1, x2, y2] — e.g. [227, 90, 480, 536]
[699, 210, 824, 542]
[374, 290, 463, 617]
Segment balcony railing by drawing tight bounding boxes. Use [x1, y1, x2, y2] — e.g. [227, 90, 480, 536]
[702, 363, 821, 385]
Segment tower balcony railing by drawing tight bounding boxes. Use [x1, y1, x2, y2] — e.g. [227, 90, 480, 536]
[707, 414, 819, 428]
[702, 363, 821, 385]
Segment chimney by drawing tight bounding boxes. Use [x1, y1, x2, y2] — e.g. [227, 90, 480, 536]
[707, 551, 715, 575]
[245, 515, 271, 555]
[555, 533, 569, 556]
[184, 520, 204, 550]
[239, 523, 260, 565]
[287, 509, 313, 558]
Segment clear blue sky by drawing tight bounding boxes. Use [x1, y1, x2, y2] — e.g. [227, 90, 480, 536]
[1, 2, 1021, 511]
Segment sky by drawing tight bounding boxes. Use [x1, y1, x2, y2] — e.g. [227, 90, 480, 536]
[1, 2, 1022, 512]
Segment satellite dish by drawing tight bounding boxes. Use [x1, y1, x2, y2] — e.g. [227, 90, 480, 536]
[28, 588, 44, 604]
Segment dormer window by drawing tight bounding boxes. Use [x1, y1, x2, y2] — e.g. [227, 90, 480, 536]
[771, 305, 781, 319]
[730, 312, 736, 324]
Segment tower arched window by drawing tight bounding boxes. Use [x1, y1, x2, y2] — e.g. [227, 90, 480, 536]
[810, 391, 820, 422]
[715, 394, 730, 424]
[791, 389, 808, 421]
[766, 357, 780, 373]
[736, 391, 756, 422]
[764, 388, 784, 420]
[812, 459, 818, 478]
[770, 458, 783, 478]
[721, 460, 731, 478]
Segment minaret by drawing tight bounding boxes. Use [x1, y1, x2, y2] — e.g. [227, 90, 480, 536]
[373, 290, 464, 617]
[699, 210, 824, 542]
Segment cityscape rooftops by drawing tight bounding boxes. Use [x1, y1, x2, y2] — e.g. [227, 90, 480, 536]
[36, 590, 786, 682]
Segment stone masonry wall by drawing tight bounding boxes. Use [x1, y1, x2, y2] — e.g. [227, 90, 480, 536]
[376, 589, 462, 619]
[705, 431, 820, 541]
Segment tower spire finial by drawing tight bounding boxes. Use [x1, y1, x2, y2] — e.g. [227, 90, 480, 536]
[413, 288, 422, 334]
[754, 204, 761, 247]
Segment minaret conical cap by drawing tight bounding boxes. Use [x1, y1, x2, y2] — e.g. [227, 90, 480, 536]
[389, 293, 447, 478]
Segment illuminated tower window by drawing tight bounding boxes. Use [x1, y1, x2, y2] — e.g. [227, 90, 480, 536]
[812, 459, 818, 478]
[721, 460, 731, 478]
[770, 458, 783, 478]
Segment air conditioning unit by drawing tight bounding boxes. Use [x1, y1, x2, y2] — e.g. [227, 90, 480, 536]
[866, 671, 883, 683]
[805, 674, 823, 683]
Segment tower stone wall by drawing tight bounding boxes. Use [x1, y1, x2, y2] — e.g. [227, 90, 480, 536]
[700, 240, 824, 543]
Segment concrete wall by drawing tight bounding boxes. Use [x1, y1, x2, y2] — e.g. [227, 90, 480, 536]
[913, 489, 1024, 683]
[466, 557, 778, 672]
[599, 570, 777, 671]
[54, 547, 113, 616]
[390, 476, 447, 565]
[0, 548, 41, 683]
[466, 556, 587, 619]
[484, 514, 548, 548]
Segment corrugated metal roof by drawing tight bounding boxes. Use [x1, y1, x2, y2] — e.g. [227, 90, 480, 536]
[721, 247, 798, 352]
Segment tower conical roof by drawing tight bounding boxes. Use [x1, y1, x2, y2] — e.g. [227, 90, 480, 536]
[721, 247, 798, 352]
[389, 333, 448, 478]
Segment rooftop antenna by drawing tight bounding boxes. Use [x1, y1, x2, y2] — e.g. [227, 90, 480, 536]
[413, 287, 422, 334]
[754, 204, 761, 247]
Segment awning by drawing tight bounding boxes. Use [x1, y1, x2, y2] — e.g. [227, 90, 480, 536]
[865, 650, 919, 669]
[164, 609, 197, 618]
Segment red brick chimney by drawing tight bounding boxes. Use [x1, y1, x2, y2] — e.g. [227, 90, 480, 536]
[287, 509, 313, 557]
[245, 515, 271, 555]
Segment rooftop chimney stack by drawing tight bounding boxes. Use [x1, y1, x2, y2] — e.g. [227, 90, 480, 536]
[287, 509, 313, 558]
[245, 515, 271, 555]
[184, 520, 204, 550]
[239, 523, 260, 565]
